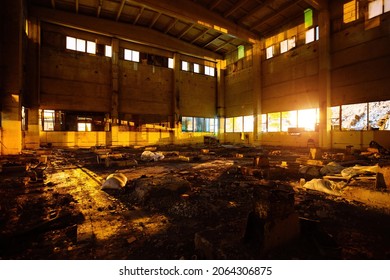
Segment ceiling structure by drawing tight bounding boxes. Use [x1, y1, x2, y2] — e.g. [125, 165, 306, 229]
[28, 0, 321, 58]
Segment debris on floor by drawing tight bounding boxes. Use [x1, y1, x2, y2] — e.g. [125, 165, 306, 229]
[1, 143, 389, 260]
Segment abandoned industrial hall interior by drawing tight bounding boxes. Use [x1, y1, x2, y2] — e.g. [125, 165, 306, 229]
[1, 0, 390, 260]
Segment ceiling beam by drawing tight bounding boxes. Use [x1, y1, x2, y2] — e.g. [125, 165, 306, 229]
[191, 28, 210, 44]
[302, 0, 325, 10]
[76, 0, 79, 13]
[97, 0, 102, 18]
[165, 18, 178, 34]
[249, 0, 300, 31]
[203, 34, 223, 48]
[116, 0, 126, 21]
[209, 0, 224, 11]
[133, 6, 144, 24]
[149, 12, 161, 28]
[177, 23, 195, 39]
[224, 0, 250, 18]
[214, 38, 235, 51]
[51, 0, 55, 9]
[30, 6, 222, 60]
[128, 0, 260, 42]
[237, 0, 275, 24]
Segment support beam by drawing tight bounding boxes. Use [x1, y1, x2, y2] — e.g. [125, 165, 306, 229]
[116, 0, 126, 21]
[249, 0, 298, 31]
[128, 0, 260, 42]
[30, 6, 222, 59]
[224, 0, 250, 18]
[238, 0, 274, 24]
[209, 0, 224, 10]
[165, 18, 178, 34]
[204, 34, 223, 48]
[214, 38, 234, 52]
[149, 12, 161, 28]
[133, 6, 144, 24]
[303, 0, 324, 10]
[51, 0, 55, 9]
[252, 41, 262, 141]
[76, 0, 79, 13]
[178, 23, 194, 39]
[191, 28, 210, 44]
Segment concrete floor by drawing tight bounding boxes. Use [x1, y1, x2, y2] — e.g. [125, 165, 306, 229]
[1, 144, 390, 259]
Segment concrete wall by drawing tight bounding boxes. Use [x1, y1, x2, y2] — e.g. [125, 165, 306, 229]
[330, 3, 390, 105]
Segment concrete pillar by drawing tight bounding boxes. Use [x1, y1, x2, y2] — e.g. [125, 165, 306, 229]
[318, 5, 332, 149]
[170, 52, 181, 143]
[252, 41, 262, 142]
[1, 0, 24, 155]
[110, 38, 119, 146]
[216, 60, 225, 142]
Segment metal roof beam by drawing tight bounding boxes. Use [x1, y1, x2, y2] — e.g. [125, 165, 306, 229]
[224, 0, 250, 18]
[116, 0, 126, 21]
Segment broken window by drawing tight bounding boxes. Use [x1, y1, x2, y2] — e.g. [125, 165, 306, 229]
[182, 117, 193, 132]
[266, 46, 274, 59]
[86, 41, 96, 54]
[261, 114, 267, 132]
[168, 58, 174, 69]
[105, 45, 112, 57]
[298, 108, 318, 131]
[237, 45, 245, 60]
[268, 112, 281, 132]
[343, 0, 359, 23]
[66, 36, 76, 50]
[341, 103, 368, 130]
[205, 66, 215, 76]
[124, 49, 140, 62]
[181, 61, 189, 71]
[233, 117, 243, 132]
[194, 63, 200, 73]
[243, 115, 254, 132]
[281, 111, 297, 132]
[331, 106, 341, 130]
[43, 110, 55, 131]
[225, 118, 234, 132]
[304, 8, 313, 28]
[369, 0, 383, 19]
[369, 100, 390, 130]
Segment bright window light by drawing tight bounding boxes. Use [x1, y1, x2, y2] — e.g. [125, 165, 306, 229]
[280, 40, 288, 54]
[343, 0, 359, 23]
[168, 58, 174, 69]
[78, 123, 92, 132]
[369, 0, 383, 19]
[233, 117, 243, 132]
[268, 112, 281, 132]
[124, 49, 140, 62]
[298, 108, 318, 131]
[194, 63, 200, 73]
[205, 66, 215, 76]
[282, 111, 297, 132]
[331, 106, 340, 130]
[182, 61, 189, 71]
[261, 114, 267, 132]
[315, 26, 319, 41]
[266, 46, 273, 59]
[369, 100, 390, 130]
[341, 103, 367, 130]
[182, 116, 193, 132]
[76, 39, 86, 52]
[66, 36, 76, 50]
[43, 110, 55, 131]
[244, 115, 254, 132]
[86, 41, 96, 54]
[237, 45, 245, 60]
[105, 45, 112, 57]
[225, 118, 234, 132]
[305, 28, 315, 44]
[288, 36, 296, 49]
[385, 0, 390, 12]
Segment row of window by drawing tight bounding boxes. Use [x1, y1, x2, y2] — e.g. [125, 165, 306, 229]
[265, 26, 319, 59]
[65, 36, 216, 76]
[331, 100, 390, 131]
[181, 117, 218, 132]
[344, 0, 390, 23]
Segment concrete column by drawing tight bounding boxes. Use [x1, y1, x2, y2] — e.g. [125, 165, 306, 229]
[216, 60, 225, 141]
[170, 53, 181, 143]
[252, 41, 262, 142]
[1, 0, 24, 154]
[318, 6, 332, 149]
[110, 38, 119, 146]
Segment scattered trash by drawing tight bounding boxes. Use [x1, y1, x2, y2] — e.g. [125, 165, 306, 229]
[340, 165, 378, 178]
[140, 151, 165, 162]
[101, 173, 128, 190]
[303, 179, 344, 195]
